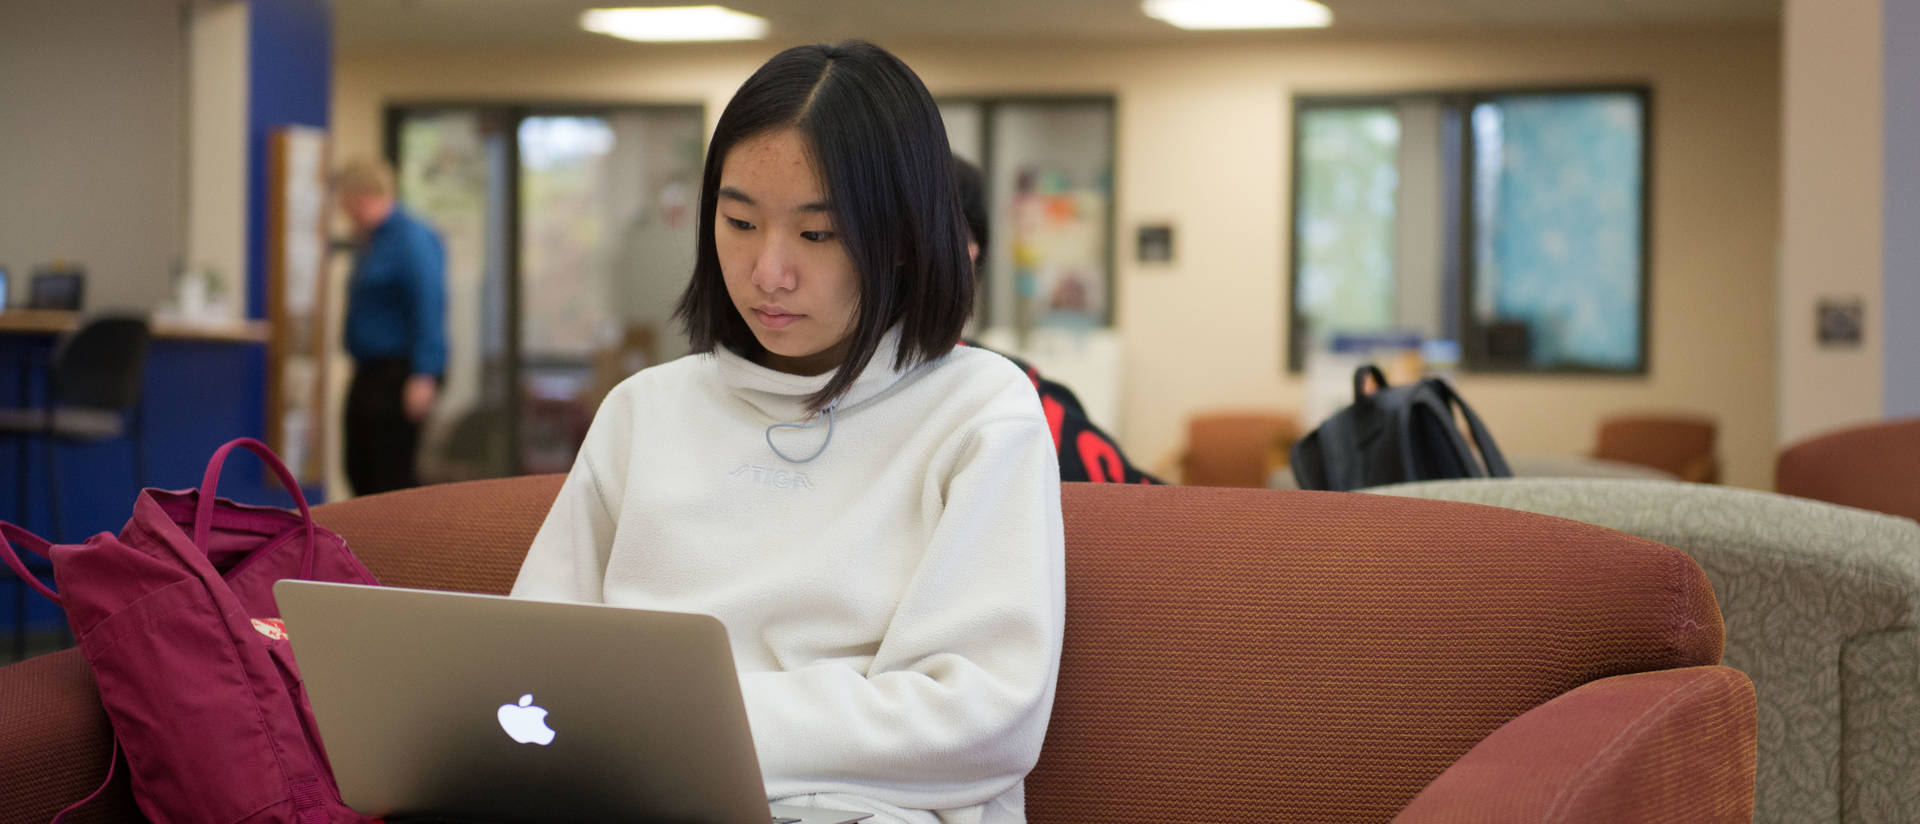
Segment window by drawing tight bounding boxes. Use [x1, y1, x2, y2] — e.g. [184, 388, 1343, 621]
[1288, 88, 1650, 374]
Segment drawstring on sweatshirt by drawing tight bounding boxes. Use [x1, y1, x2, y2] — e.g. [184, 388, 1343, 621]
[766, 403, 836, 464]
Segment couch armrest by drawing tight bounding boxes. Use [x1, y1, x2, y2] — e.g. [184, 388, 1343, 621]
[1393, 666, 1756, 824]
[0, 647, 138, 823]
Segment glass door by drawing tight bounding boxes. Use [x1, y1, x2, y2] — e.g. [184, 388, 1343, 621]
[391, 104, 704, 478]
[393, 108, 515, 482]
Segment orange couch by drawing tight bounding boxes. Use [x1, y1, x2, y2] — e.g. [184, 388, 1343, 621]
[1, 480, 1756, 823]
[1178, 411, 1298, 487]
[1777, 416, 1920, 522]
[1593, 413, 1721, 483]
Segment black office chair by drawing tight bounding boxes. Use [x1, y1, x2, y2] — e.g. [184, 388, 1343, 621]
[0, 316, 150, 660]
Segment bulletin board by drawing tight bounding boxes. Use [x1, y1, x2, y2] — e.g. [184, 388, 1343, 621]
[266, 125, 332, 485]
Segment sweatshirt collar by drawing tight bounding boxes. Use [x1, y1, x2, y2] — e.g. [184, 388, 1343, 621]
[713, 325, 921, 422]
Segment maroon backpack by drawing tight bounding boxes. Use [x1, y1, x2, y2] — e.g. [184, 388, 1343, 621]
[1, 438, 376, 823]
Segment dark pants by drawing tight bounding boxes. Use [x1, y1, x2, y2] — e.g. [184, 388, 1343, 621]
[345, 358, 420, 496]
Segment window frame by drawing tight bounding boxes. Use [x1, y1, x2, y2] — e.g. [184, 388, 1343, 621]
[1285, 85, 1655, 376]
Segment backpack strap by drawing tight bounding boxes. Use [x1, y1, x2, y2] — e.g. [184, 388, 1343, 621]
[0, 522, 59, 604]
[1352, 364, 1389, 401]
[193, 438, 320, 580]
[50, 737, 120, 823]
[1424, 378, 1512, 477]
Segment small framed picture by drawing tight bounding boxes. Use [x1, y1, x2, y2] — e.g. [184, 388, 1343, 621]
[1136, 224, 1174, 264]
[1816, 298, 1864, 347]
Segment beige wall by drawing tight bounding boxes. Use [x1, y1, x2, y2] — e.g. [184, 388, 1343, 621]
[186, 1, 250, 316]
[334, 28, 1782, 488]
[0, 0, 184, 311]
[1778, 0, 1884, 447]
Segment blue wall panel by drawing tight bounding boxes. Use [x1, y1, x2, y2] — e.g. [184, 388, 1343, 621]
[247, 0, 333, 321]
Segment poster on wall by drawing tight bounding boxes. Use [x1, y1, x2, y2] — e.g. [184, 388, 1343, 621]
[1008, 168, 1108, 332]
[268, 125, 331, 486]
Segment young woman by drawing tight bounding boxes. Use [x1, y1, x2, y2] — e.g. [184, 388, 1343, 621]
[509, 41, 1066, 824]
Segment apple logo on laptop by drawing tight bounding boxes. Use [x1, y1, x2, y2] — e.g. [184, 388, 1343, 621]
[497, 694, 557, 746]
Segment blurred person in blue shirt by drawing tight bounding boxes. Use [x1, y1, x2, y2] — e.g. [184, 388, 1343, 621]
[336, 158, 447, 495]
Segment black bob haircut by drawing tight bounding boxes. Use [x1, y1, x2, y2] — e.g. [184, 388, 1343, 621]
[675, 40, 974, 413]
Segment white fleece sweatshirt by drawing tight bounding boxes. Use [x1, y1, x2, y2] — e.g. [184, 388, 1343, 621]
[509, 329, 1066, 824]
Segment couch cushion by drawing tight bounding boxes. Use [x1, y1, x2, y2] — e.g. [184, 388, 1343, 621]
[1027, 483, 1722, 824]
[0, 646, 136, 823]
[1777, 416, 1920, 522]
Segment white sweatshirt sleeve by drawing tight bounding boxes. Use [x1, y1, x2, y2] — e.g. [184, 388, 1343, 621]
[742, 414, 1067, 811]
[509, 388, 629, 603]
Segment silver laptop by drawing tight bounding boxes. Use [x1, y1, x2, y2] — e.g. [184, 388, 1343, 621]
[275, 580, 870, 824]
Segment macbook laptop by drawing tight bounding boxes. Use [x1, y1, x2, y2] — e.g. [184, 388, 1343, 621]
[275, 580, 870, 824]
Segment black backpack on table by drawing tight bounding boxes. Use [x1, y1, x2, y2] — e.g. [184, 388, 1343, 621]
[1291, 364, 1512, 492]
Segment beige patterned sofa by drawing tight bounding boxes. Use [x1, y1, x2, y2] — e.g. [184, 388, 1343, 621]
[1370, 478, 1920, 824]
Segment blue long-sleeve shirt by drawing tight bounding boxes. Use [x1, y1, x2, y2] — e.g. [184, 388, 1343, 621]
[345, 206, 447, 377]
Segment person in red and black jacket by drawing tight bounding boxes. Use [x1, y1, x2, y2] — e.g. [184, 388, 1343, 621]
[953, 157, 1161, 484]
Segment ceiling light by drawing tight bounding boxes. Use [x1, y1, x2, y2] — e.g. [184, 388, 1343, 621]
[1142, 0, 1332, 30]
[580, 6, 769, 42]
